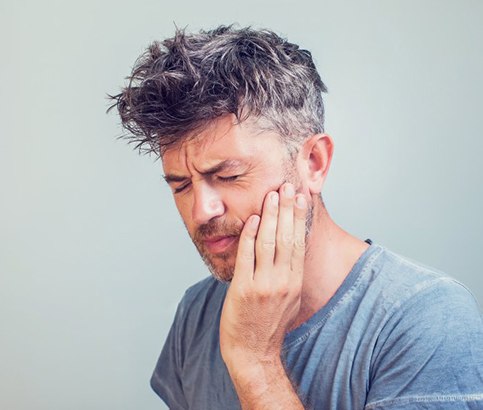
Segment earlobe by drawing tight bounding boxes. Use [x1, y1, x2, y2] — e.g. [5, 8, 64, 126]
[300, 134, 334, 195]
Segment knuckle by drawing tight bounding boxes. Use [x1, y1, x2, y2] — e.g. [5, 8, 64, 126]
[293, 235, 305, 250]
[238, 248, 253, 260]
[238, 283, 257, 302]
[260, 240, 276, 250]
[277, 283, 290, 297]
[236, 283, 248, 298]
[280, 233, 294, 246]
[254, 283, 271, 300]
[275, 278, 298, 298]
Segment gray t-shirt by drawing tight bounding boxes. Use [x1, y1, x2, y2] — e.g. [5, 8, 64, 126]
[151, 243, 483, 409]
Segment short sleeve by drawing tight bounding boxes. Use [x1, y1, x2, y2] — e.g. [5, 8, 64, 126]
[150, 301, 189, 410]
[365, 278, 483, 409]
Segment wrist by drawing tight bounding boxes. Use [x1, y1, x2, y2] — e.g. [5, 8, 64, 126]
[224, 354, 303, 409]
[222, 347, 282, 374]
[225, 353, 285, 390]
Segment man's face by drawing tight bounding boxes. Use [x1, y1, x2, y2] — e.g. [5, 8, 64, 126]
[162, 115, 307, 282]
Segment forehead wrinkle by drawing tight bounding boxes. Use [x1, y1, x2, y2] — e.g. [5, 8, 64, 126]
[166, 134, 242, 177]
[162, 115, 281, 179]
[166, 128, 227, 171]
[193, 159, 249, 175]
[163, 143, 250, 181]
[162, 141, 190, 179]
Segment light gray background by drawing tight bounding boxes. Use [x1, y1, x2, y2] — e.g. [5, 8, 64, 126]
[1, 1, 482, 409]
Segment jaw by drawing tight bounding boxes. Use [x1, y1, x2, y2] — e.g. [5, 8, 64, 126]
[206, 258, 236, 283]
[199, 245, 239, 283]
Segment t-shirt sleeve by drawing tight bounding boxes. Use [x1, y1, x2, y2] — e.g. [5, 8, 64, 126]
[150, 300, 189, 410]
[365, 278, 483, 410]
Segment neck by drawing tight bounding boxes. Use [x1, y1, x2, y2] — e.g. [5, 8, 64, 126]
[290, 197, 369, 330]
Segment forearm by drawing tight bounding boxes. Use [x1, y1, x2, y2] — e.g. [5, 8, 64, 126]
[225, 355, 304, 410]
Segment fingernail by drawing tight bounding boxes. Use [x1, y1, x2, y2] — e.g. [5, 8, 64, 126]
[296, 195, 306, 208]
[284, 184, 295, 198]
[271, 192, 279, 205]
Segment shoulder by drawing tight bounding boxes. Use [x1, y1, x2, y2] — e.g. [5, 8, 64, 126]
[174, 276, 228, 341]
[367, 244, 482, 343]
[365, 244, 481, 315]
[365, 245, 483, 406]
[179, 275, 227, 312]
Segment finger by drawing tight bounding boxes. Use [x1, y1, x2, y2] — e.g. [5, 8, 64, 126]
[233, 215, 260, 284]
[275, 183, 295, 267]
[255, 191, 279, 271]
[291, 194, 308, 275]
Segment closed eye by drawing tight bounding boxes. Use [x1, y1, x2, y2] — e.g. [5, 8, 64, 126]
[173, 182, 191, 194]
[171, 174, 241, 193]
[217, 175, 240, 182]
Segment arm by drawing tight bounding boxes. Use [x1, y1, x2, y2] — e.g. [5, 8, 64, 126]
[224, 353, 303, 409]
[219, 183, 307, 409]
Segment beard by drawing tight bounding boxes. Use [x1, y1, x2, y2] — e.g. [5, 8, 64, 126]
[188, 159, 315, 282]
[190, 219, 244, 283]
[188, 199, 315, 283]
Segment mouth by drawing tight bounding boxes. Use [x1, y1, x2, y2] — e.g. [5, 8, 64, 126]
[203, 235, 238, 254]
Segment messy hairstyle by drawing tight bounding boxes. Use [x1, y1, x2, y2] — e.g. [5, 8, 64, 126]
[108, 25, 328, 157]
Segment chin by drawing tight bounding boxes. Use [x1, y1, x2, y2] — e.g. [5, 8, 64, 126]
[210, 270, 234, 283]
[204, 254, 236, 283]
[194, 237, 239, 282]
[209, 261, 235, 283]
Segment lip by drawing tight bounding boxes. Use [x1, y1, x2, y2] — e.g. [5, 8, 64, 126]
[203, 235, 238, 254]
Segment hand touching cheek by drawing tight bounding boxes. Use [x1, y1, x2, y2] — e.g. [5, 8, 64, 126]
[219, 183, 308, 367]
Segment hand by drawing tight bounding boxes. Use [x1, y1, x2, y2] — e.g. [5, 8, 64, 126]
[219, 183, 308, 369]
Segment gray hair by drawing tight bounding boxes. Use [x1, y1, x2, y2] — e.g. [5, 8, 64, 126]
[108, 25, 328, 157]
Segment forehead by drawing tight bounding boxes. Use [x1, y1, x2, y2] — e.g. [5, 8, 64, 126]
[162, 115, 285, 173]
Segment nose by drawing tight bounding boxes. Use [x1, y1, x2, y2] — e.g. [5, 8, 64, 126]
[191, 182, 225, 225]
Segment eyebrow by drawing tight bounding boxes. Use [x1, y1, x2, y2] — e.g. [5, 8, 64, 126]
[163, 159, 246, 184]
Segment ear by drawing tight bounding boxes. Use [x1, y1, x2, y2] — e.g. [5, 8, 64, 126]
[297, 134, 334, 195]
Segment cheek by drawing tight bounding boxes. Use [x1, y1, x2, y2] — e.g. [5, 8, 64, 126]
[252, 190, 268, 216]
[239, 181, 281, 218]
[224, 190, 262, 222]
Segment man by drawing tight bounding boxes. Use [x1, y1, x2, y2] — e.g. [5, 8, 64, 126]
[110, 25, 483, 409]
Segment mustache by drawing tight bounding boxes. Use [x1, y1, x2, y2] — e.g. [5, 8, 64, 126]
[194, 219, 243, 242]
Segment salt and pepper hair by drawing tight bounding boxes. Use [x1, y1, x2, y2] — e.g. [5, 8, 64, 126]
[109, 25, 328, 157]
